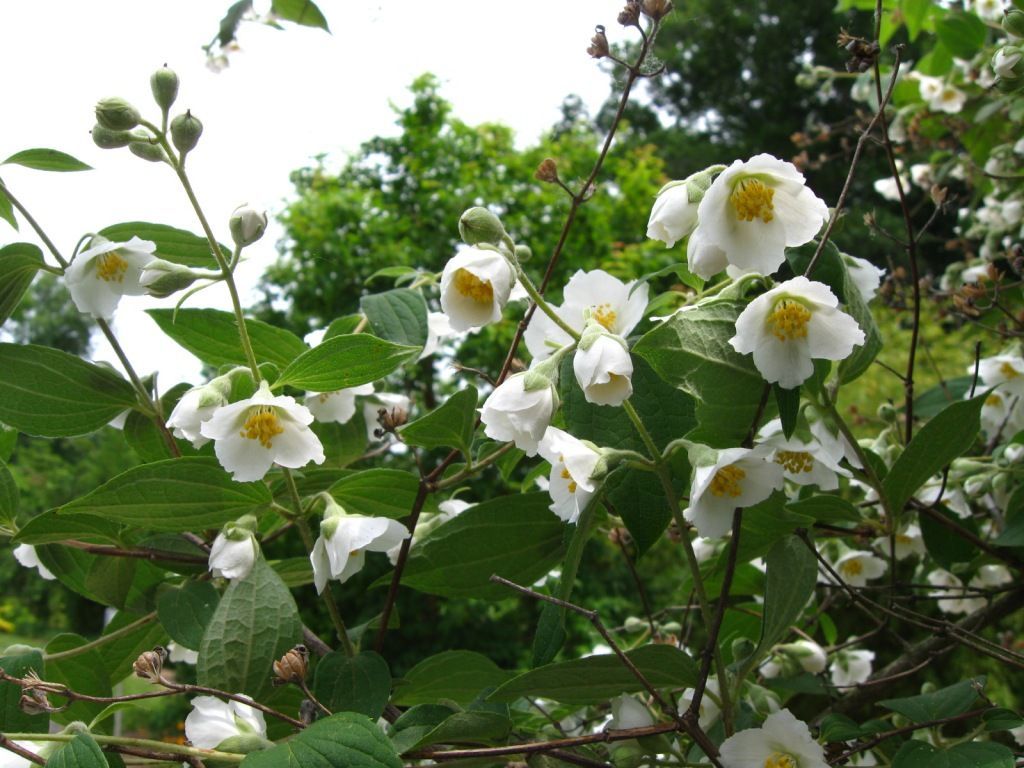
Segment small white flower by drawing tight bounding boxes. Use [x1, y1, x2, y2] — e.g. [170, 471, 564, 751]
[972, 564, 1012, 589]
[537, 427, 602, 524]
[978, 354, 1024, 397]
[208, 519, 258, 581]
[310, 503, 409, 593]
[609, 694, 654, 730]
[828, 550, 887, 587]
[386, 498, 472, 565]
[168, 642, 199, 665]
[184, 695, 266, 749]
[719, 709, 828, 768]
[829, 648, 875, 687]
[647, 181, 700, 248]
[12, 544, 55, 580]
[64, 235, 157, 320]
[730, 277, 865, 390]
[930, 84, 967, 114]
[524, 269, 648, 361]
[916, 477, 972, 519]
[167, 380, 231, 449]
[573, 327, 633, 407]
[757, 419, 851, 491]
[761, 640, 828, 679]
[439, 246, 516, 331]
[873, 176, 902, 202]
[680, 678, 722, 730]
[694, 154, 828, 277]
[692, 536, 720, 563]
[363, 393, 411, 443]
[980, 389, 1024, 439]
[927, 568, 983, 615]
[481, 370, 557, 456]
[684, 446, 784, 538]
[843, 255, 885, 302]
[909, 163, 934, 189]
[971, 0, 1006, 22]
[913, 73, 944, 103]
[994, 47, 1022, 78]
[305, 383, 375, 425]
[200, 381, 325, 482]
[873, 524, 926, 560]
[419, 312, 456, 360]
[687, 226, 730, 279]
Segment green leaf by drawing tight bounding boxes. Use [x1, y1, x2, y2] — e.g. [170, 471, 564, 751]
[0, 646, 46, 732]
[399, 386, 477, 456]
[880, 677, 984, 723]
[774, 384, 800, 439]
[893, 740, 1013, 768]
[96, 610, 168, 684]
[0, 242, 42, 326]
[198, 557, 303, 698]
[837, 260, 882, 384]
[99, 222, 228, 268]
[59, 457, 271, 531]
[45, 634, 111, 727]
[920, 505, 979, 569]
[983, 708, 1024, 732]
[360, 288, 428, 348]
[147, 308, 307, 369]
[883, 395, 985, 514]
[123, 384, 196, 462]
[392, 651, 511, 707]
[13, 509, 121, 545]
[901, 0, 933, 40]
[312, 651, 391, 719]
[912, 377, 974, 420]
[0, 343, 137, 437]
[530, 601, 568, 668]
[0, 458, 18, 533]
[605, 468, 674, 556]
[270, 556, 314, 588]
[270, 0, 330, 31]
[45, 733, 109, 768]
[240, 713, 402, 768]
[749, 535, 817, 670]
[410, 710, 513, 749]
[0, 184, 17, 229]
[396, 493, 567, 600]
[936, 13, 988, 59]
[274, 334, 419, 392]
[634, 301, 765, 447]
[323, 314, 364, 340]
[330, 469, 426, 519]
[785, 494, 862, 525]
[488, 644, 698, 704]
[993, 484, 1024, 547]
[3, 148, 91, 172]
[157, 581, 219, 651]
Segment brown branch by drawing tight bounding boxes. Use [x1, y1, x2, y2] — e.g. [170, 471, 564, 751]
[0, 735, 44, 766]
[60, 540, 208, 564]
[830, 708, 990, 764]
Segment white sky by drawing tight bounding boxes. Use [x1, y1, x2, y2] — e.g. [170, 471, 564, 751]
[1, 1, 629, 383]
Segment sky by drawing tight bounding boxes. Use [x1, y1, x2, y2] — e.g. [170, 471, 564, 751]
[1, 0, 631, 383]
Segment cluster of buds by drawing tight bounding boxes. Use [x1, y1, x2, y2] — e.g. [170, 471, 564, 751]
[837, 30, 879, 73]
[272, 645, 309, 686]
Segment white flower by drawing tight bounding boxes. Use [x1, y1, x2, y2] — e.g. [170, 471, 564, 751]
[481, 370, 557, 456]
[873, 176, 902, 202]
[694, 154, 828, 277]
[167, 381, 230, 449]
[647, 181, 700, 248]
[537, 427, 602, 524]
[930, 84, 967, 114]
[687, 227, 730, 279]
[828, 550, 887, 587]
[692, 536, 720, 563]
[610, 694, 654, 730]
[305, 383, 374, 425]
[972, 564, 1011, 589]
[12, 544, 55, 580]
[730, 277, 865, 390]
[829, 648, 875, 687]
[363, 393, 411, 443]
[873, 524, 925, 560]
[168, 642, 199, 665]
[200, 381, 325, 482]
[910, 163, 934, 189]
[761, 640, 828, 679]
[229, 204, 268, 248]
[757, 419, 851, 491]
[971, 0, 1006, 22]
[994, 47, 1022, 78]
[684, 446, 784, 538]
[420, 312, 456, 360]
[843, 255, 885, 302]
[927, 568, 983, 615]
[439, 246, 516, 331]
[980, 389, 1024, 439]
[720, 709, 828, 768]
[386, 498, 471, 565]
[573, 327, 633, 407]
[913, 73, 944, 103]
[184, 695, 266, 749]
[524, 269, 648, 361]
[208, 520, 258, 581]
[680, 678, 722, 730]
[64, 235, 157, 320]
[310, 504, 409, 593]
[977, 354, 1024, 398]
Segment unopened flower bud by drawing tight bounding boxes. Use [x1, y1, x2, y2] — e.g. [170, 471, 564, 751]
[1004, 9, 1024, 39]
[129, 141, 167, 163]
[458, 206, 507, 247]
[140, 259, 200, 298]
[732, 637, 756, 662]
[623, 616, 646, 632]
[514, 244, 532, 262]
[150, 65, 180, 112]
[229, 205, 268, 248]
[272, 644, 309, 686]
[170, 110, 203, 154]
[618, 1, 642, 27]
[534, 158, 559, 183]
[588, 25, 610, 58]
[91, 125, 133, 150]
[95, 97, 141, 131]
[877, 402, 897, 423]
[641, 0, 673, 21]
[133, 646, 168, 682]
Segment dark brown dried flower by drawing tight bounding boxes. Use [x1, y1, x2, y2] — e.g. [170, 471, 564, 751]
[618, 1, 642, 27]
[133, 646, 168, 683]
[641, 0, 673, 21]
[374, 405, 409, 439]
[19, 689, 53, 715]
[534, 158, 559, 184]
[272, 644, 309, 686]
[588, 25, 610, 59]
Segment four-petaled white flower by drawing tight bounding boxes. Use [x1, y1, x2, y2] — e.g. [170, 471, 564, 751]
[609, 694, 655, 730]
[440, 246, 516, 331]
[719, 708, 829, 768]
[184, 695, 266, 750]
[873, 524, 926, 561]
[310, 503, 409, 593]
[757, 419, 851, 491]
[829, 648, 874, 687]
[647, 180, 700, 248]
[12, 544, 55, 581]
[481, 370, 557, 456]
[976, 354, 1024, 398]
[684, 446, 784, 539]
[524, 269, 648, 361]
[208, 517, 259, 581]
[730, 277, 865, 390]
[693, 154, 828, 277]
[305, 383, 375, 425]
[200, 381, 325, 482]
[994, 47, 1022, 79]
[827, 549, 887, 588]
[538, 427, 602, 524]
[573, 325, 634, 407]
[65, 235, 157, 320]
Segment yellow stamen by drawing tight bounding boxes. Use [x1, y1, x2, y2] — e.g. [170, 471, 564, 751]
[561, 467, 577, 494]
[999, 362, 1020, 379]
[766, 299, 812, 341]
[709, 465, 745, 498]
[986, 394, 1003, 407]
[240, 406, 284, 448]
[764, 753, 797, 768]
[592, 303, 617, 331]
[730, 178, 775, 223]
[896, 534, 913, 545]
[840, 558, 863, 577]
[453, 268, 494, 304]
[775, 450, 815, 474]
[96, 251, 129, 282]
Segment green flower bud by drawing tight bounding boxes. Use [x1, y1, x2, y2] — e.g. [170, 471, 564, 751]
[91, 124, 133, 149]
[95, 97, 141, 131]
[877, 402, 897, 423]
[229, 204, 268, 248]
[623, 616, 646, 632]
[514, 244, 532, 262]
[139, 259, 199, 298]
[1004, 9, 1024, 38]
[150, 65, 180, 112]
[458, 206, 507, 247]
[170, 110, 203, 154]
[731, 637, 756, 663]
[129, 141, 166, 163]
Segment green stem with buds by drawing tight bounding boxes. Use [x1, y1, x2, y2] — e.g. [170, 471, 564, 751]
[2, 733, 244, 764]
